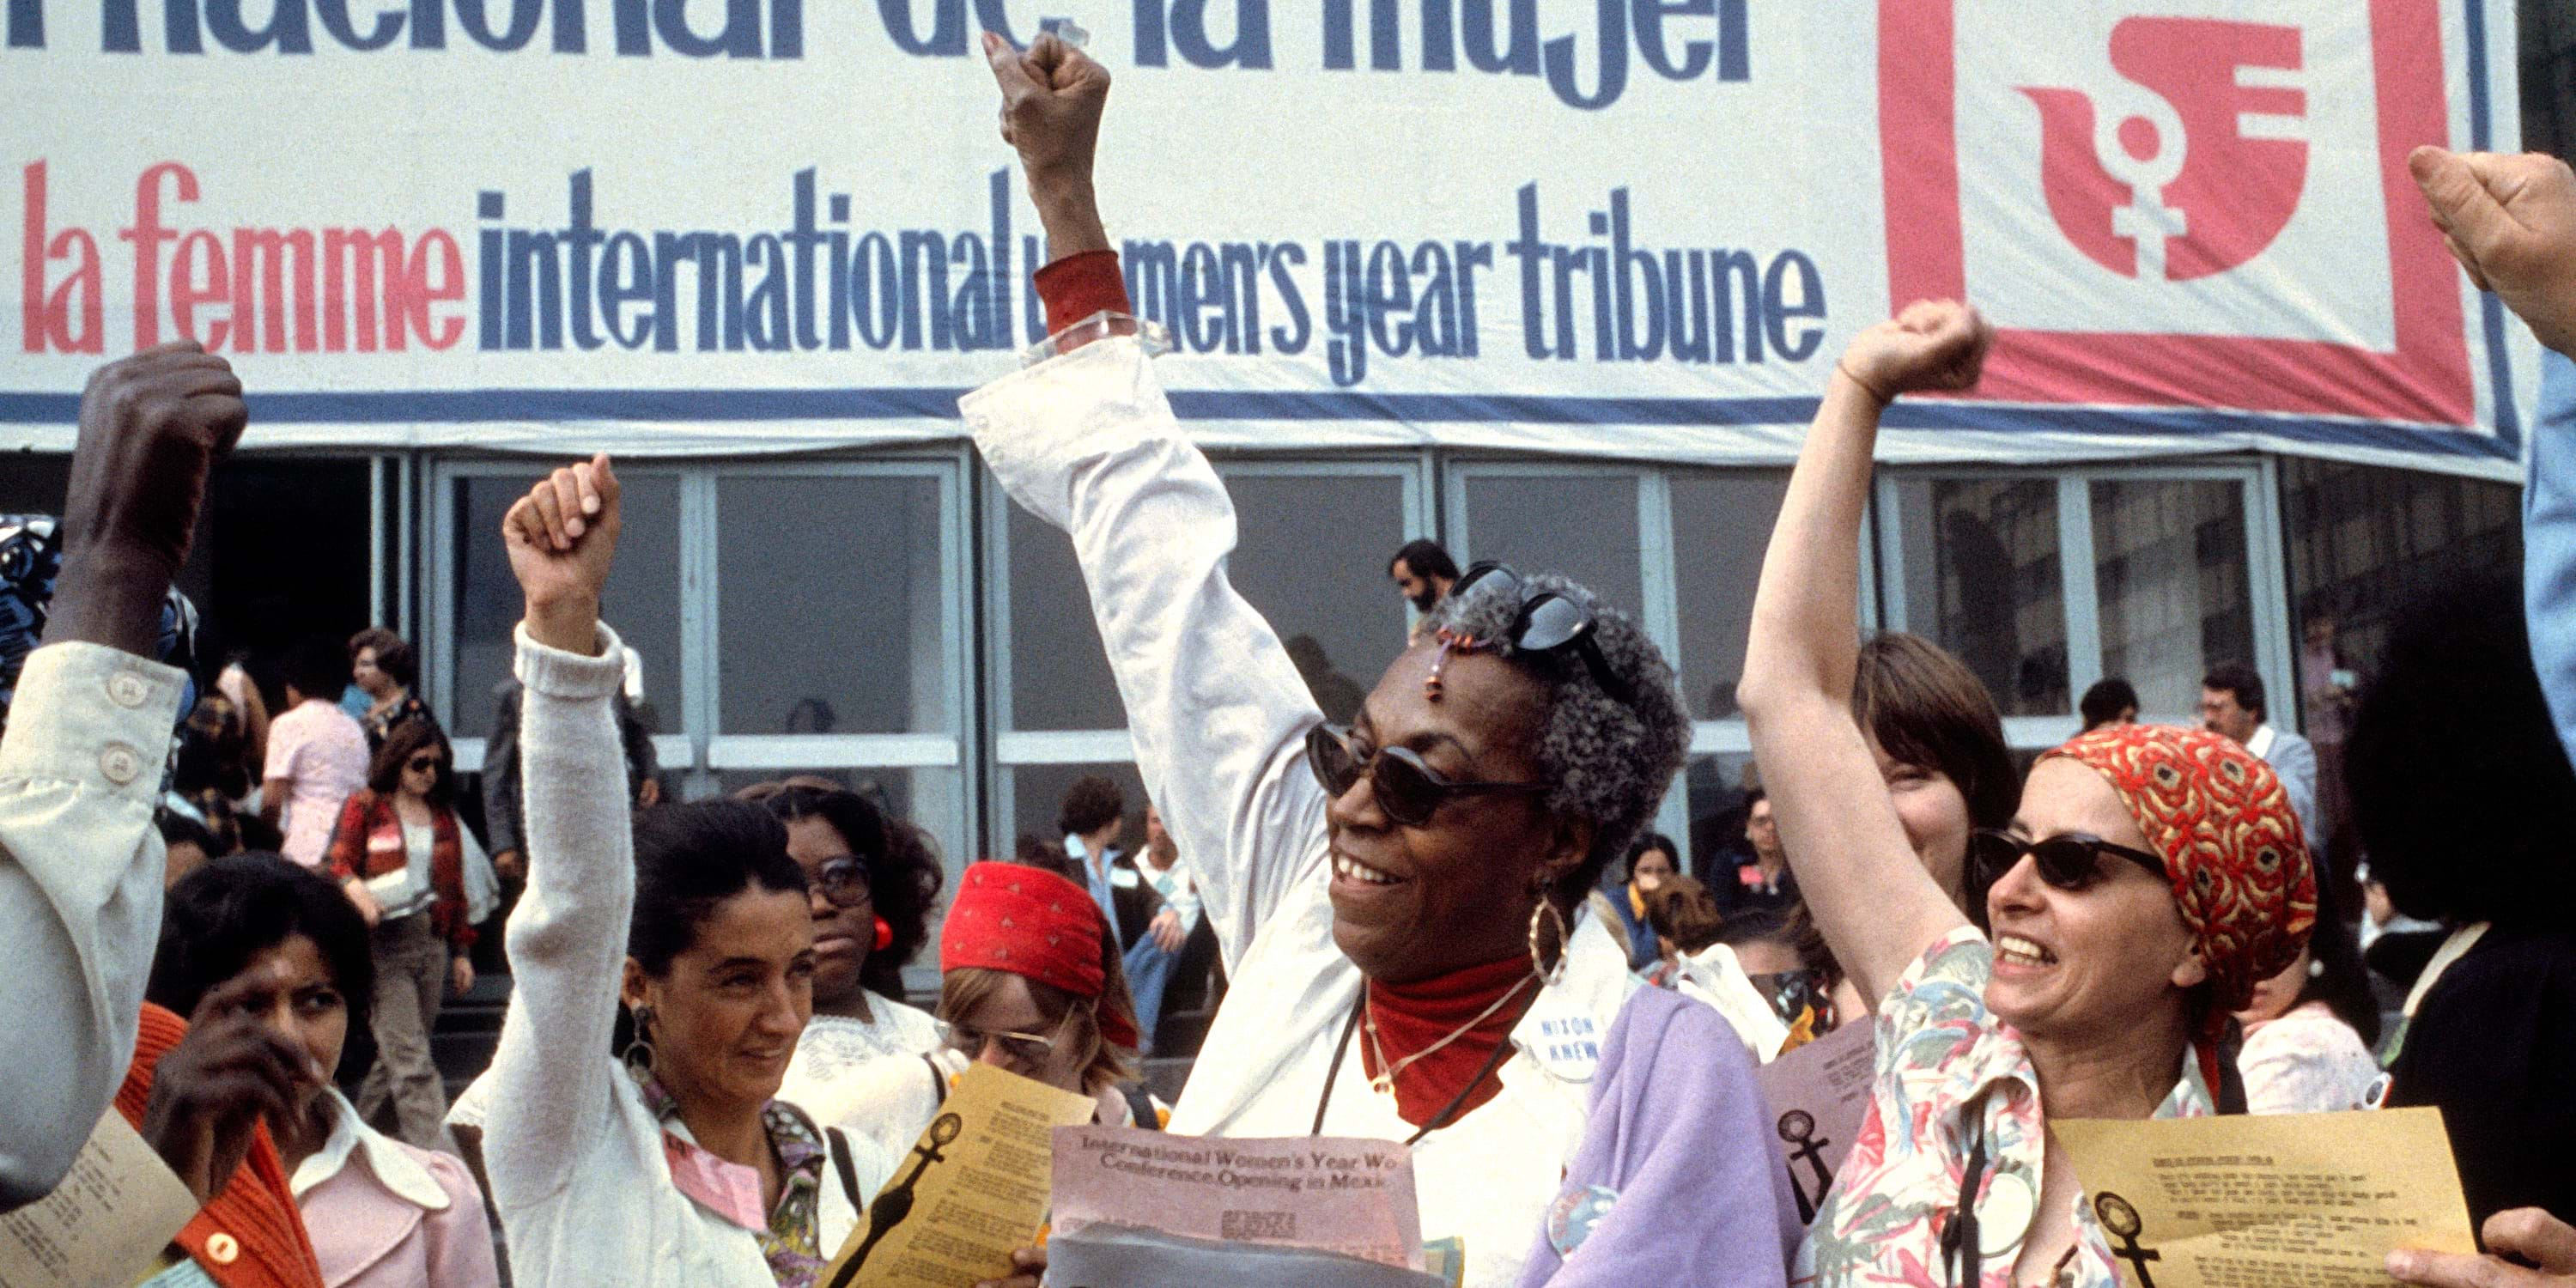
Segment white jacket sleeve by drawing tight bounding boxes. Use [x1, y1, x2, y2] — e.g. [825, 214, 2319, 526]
[480, 622, 633, 1212]
[0, 642, 186, 1212]
[961, 339, 1329, 973]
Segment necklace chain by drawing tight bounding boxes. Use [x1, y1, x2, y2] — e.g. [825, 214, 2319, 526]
[1362, 973, 1536, 1097]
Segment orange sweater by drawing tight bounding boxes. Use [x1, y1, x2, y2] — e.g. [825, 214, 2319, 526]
[114, 1004, 326, 1288]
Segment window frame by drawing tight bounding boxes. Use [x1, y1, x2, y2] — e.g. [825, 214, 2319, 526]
[424, 452, 981, 880]
[1873, 458, 2292, 749]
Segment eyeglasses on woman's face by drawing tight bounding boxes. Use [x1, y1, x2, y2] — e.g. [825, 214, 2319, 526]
[934, 1017, 1060, 1069]
[404, 755, 443, 777]
[1303, 722, 1546, 829]
[813, 856, 872, 909]
[1969, 828, 2166, 892]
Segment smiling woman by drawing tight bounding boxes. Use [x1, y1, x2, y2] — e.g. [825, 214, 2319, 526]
[954, 31, 1797, 1288]
[1739, 301, 2318, 1288]
[460, 457, 880, 1288]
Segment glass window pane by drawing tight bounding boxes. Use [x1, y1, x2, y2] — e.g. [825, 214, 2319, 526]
[1221, 471, 1413, 724]
[2089, 480, 2256, 720]
[1460, 474, 1644, 618]
[1894, 478, 2068, 716]
[1669, 471, 1791, 720]
[1005, 505, 1127, 732]
[718, 475, 949, 736]
[2280, 459, 2523, 731]
[1005, 762, 1148, 859]
[451, 474, 681, 738]
[1680, 752, 1757, 887]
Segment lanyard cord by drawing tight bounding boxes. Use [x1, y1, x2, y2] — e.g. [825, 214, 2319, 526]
[1311, 990, 1528, 1147]
[1943, 1115, 1991, 1288]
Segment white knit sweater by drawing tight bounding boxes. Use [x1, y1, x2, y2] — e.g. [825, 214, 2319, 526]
[477, 623, 855, 1288]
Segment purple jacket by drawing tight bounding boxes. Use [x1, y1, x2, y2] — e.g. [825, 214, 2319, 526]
[1517, 987, 1801, 1288]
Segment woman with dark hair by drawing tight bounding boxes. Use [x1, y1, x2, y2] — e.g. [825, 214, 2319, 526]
[149, 854, 499, 1288]
[349, 628, 437, 752]
[471, 457, 873, 1288]
[738, 778, 946, 1100]
[1850, 631, 2020, 914]
[1055, 773, 1128, 922]
[1612, 831, 1680, 969]
[967, 38, 1795, 1288]
[2233, 873, 2383, 1115]
[1741, 301, 2316, 1288]
[2078, 677, 2140, 732]
[323, 720, 496, 1151]
[2347, 572, 2576, 1228]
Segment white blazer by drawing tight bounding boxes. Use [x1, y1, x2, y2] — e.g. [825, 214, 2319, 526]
[961, 339, 1637, 1288]
[474, 625, 860, 1288]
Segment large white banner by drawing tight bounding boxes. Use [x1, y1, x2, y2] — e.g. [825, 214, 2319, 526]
[1, 0, 2534, 474]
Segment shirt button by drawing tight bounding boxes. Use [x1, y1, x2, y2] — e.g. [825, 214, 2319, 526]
[205, 1232, 240, 1265]
[100, 744, 143, 785]
[107, 671, 151, 708]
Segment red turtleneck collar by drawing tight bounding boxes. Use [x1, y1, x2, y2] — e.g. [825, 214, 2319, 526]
[1361, 954, 1535, 1128]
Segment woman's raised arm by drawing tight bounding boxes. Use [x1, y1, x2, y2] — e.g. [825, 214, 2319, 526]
[477, 456, 636, 1212]
[1736, 301, 1991, 1006]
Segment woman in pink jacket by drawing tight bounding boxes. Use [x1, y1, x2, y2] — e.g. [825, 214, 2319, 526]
[148, 852, 500, 1288]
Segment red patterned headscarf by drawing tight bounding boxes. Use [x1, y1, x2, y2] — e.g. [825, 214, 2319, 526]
[939, 862, 1139, 1049]
[2038, 724, 2317, 1083]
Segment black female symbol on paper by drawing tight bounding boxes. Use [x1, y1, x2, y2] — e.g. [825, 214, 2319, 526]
[1778, 1109, 1834, 1224]
[2095, 1191, 2160, 1288]
[828, 1112, 965, 1288]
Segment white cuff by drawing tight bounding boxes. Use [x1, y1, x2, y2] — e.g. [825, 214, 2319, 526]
[0, 642, 186, 806]
[513, 621, 629, 701]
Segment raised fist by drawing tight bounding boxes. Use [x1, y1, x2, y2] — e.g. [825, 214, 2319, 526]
[502, 453, 620, 656]
[1837, 300, 1993, 404]
[985, 30, 1109, 190]
[2410, 146, 2576, 358]
[63, 341, 246, 578]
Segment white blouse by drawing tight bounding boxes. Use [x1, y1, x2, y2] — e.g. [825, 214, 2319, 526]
[2239, 1000, 2386, 1115]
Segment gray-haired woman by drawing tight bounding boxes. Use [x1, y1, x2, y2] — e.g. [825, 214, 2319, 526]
[962, 32, 1795, 1288]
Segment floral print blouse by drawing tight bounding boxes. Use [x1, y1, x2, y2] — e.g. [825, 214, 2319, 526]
[636, 1070, 829, 1288]
[1795, 927, 2211, 1288]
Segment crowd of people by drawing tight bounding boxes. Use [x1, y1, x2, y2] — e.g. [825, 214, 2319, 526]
[4, 29, 2576, 1288]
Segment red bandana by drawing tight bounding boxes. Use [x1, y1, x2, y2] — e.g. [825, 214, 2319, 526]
[1362, 954, 1533, 1128]
[2039, 724, 2317, 1088]
[940, 862, 1139, 1048]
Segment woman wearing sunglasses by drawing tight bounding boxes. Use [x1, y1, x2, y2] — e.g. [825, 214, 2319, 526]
[739, 780, 948, 1105]
[323, 718, 498, 1151]
[1740, 301, 2317, 1288]
[967, 35, 1795, 1288]
[469, 456, 877, 1288]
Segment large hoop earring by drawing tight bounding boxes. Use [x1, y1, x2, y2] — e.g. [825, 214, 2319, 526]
[1528, 896, 1570, 988]
[623, 1005, 658, 1081]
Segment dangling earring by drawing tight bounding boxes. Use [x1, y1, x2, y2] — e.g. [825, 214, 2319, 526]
[1528, 895, 1570, 988]
[624, 1005, 659, 1081]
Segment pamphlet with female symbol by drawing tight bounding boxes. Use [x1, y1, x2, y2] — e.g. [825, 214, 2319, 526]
[2054, 1107, 2476, 1288]
[817, 1063, 1097, 1288]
